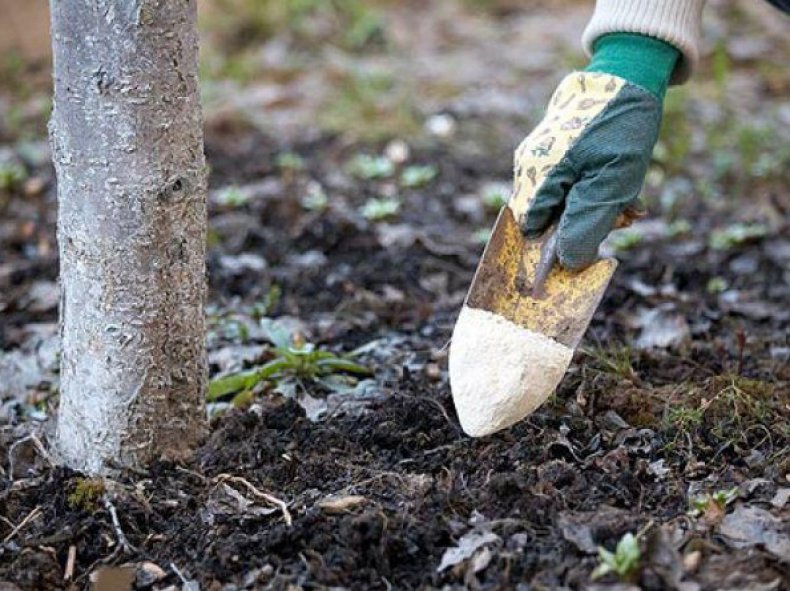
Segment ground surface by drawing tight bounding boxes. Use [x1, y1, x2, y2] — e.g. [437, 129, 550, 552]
[1, 1, 789, 590]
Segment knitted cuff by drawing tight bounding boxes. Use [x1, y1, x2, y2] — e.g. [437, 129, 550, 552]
[585, 33, 680, 100]
[582, 0, 706, 85]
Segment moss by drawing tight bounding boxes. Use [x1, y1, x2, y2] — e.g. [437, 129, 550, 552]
[67, 478, 105, 512]
[582, 345, 639, 383]
[657, 374, 788, 458]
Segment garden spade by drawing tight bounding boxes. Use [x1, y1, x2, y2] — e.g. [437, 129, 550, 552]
[449, 202, 634, 437]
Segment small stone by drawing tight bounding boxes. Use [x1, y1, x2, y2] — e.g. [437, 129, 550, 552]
[425, 363, 442, 381]
[770, 488, 790, 508]
[317, 495, 367, 513]
[136, 561, 167, 586]
[23, 177, 46, 196]
[683, 550, 702, 573]
[425, 113, 456, 138]
[384, 139, 410, 164]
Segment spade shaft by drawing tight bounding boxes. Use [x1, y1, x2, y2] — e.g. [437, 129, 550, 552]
[531, 227, 559, 300]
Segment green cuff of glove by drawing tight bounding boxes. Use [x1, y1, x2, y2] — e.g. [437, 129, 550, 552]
[585, 33, 680, 101]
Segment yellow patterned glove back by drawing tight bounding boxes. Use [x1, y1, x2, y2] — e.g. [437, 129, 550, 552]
[509, 72, 661, 269]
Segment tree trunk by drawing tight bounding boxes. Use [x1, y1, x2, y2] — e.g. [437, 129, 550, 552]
[49, 0, 207, 474]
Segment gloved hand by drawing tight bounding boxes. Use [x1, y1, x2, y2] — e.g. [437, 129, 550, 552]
[508, 33, 680, 270]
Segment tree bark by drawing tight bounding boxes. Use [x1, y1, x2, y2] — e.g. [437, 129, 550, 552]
[49, 0, 207, 473]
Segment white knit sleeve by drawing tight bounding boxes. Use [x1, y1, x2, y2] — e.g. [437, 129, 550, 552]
[582, 0, 707, 84]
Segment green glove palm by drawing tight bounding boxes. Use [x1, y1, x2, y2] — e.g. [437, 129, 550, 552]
[510, 34, 680, 270]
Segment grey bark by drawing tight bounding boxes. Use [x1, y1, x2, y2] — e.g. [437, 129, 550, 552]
[49, 0, 208, 473]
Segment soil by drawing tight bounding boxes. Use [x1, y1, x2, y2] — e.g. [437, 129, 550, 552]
[1, 1, 789, 590]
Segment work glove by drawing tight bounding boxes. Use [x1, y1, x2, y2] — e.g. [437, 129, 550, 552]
[509, 33, 680, 270]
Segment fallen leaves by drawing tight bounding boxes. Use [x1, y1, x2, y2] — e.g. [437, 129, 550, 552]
[437, 530, 501, 573]
[718, 505, 790, 563]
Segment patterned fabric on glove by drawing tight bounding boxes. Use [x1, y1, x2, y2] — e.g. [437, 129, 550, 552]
[509, 72, 661, 270]
[508, 33, 679, 270]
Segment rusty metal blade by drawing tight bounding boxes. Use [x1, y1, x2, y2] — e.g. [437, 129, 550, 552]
[465, 206, 617, 349]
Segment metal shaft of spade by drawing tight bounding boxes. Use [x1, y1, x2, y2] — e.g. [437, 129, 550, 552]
[532, 226, 559, 300]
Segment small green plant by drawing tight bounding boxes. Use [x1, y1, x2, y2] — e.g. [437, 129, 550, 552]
[667, 219, 691, 237]
[665, 404, 705, 433]
[300, 183, 328, 212]
[473, 227, 492, 244]
[706, 277, 728, 294]
[400, 165, 437, 188]
[591, 532, 641, 581]
[708, 223, 768, 250]
[359, 197, 400, 221]
[481, 183, 509, 210]
[0, 162, 27, 192]
[208, 319, 370, 404]
[214, 185, 248, 207]
[689, 487, 738, 518]
[68, 478, 106, 512]
[250, 285, 282, 320]
[347, 154, 394, 180]
[584, 345, 638, 382]
[609, 228, 643, 252]
[276, 151, 306, 171]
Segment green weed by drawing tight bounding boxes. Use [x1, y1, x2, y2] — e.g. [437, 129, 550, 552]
[400, 165, 438, 188]
[591, 532, 641, 581]
[359, 197, 400, 221]
[473, 227, 492, 244]
[609, 228, 643, 252]
[214, 186, 248, 207]
[667, 219, 691, 237]
[583, 345, 638, 382]
[347, 154, 394, 179]
[689, 487, 738, 518]
[276, 151, 306, 171]
[481, 183, 509, 210]
[706, 277, 728, 294]
[207, 319, 370, 404]
[250, 285, 282, 320]
[0, 162, 27, 193]
[300, 183, 329, 212]
[708, 223, 768, 250]
[665, 405, 705, 433]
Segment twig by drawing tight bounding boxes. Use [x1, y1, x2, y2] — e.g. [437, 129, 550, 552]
[170, 562, 199, 590]
[389, 392, 456, 428]
[170, 562, 189, 584]
[2, 506, 42, 543]
[214, 474, 292, 526]
[102, 495, 137, 553]
[64, 545, 77, 581]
